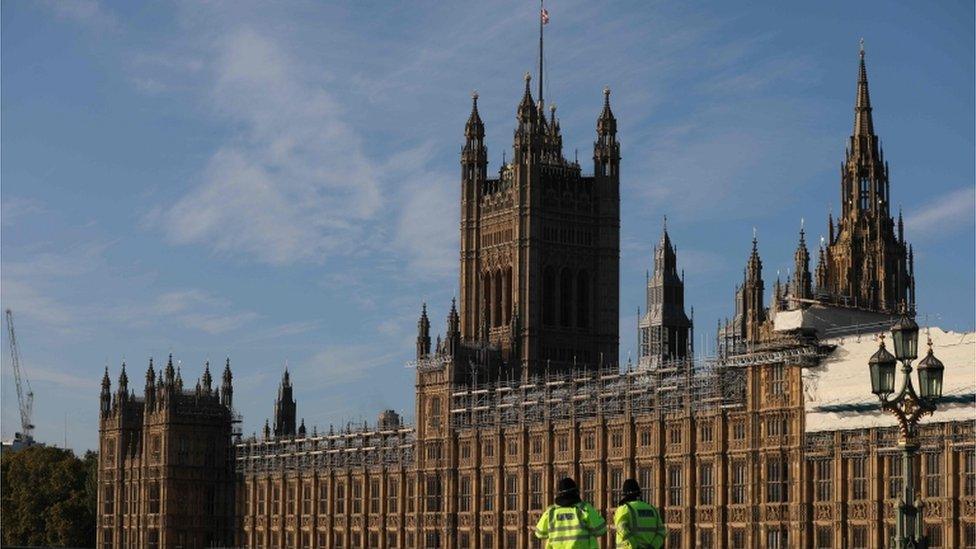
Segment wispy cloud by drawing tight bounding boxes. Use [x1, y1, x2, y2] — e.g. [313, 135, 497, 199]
[152, 27, 382, 266]
[905, 186, 975, 238]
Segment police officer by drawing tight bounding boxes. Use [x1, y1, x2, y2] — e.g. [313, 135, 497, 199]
[614, 478, 667, 548]
[534, 477, 607, 548]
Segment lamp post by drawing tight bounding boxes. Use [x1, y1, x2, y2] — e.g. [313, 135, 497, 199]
[868, 314, 945, 549]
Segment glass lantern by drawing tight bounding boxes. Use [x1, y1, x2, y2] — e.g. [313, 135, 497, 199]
[890, 314, 919, 362]
[916, 346, 945, 400]
[868, 341, 897, 397]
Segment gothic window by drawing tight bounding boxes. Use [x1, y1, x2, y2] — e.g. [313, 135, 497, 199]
[287, 482, 296, 515]
[639, 429, 652, 447]
[584, 432, 595, 451]
[582, 469, 595, 504]
[559, 268, 573, 327]
[425, 474, 441, 512]
[493, 270, 502, 327]
[483, 273, 492, 328]
[543, 266, 556, 325]
[352, 479, 363, 514]
[507, 439, 518, 456]
[765, 527, 788, 549]
[669, 425, 682, 445]
[925, 452, 942, 497]
[406, 477, 415, 513]
[335, 482, 345, 514]
[887, 454, 903, 499]
[388, 478, 399, 513]
[458, 476, 471, 512]
[731, 461, 747, 504]
[317, 482, 327, 514]
[482, 474, 495, 511]
[733, 421, 746, 440]
[815, 460, 832, 502]
[700, 423, 714, 443]
[369, 479, 380, 514]
[768, 364, 786, 396]
[667, 464, 683, 506]
[699, 529, 714, 549]
[638, 467, 653, 502]
[611, 430, 623, 447]
[610, 468, 623, 503]
[504, 268, 512, 325]
[460, 442, 471, 459]
[699, 462, 714, 505]
[851, 457, 867, 500]
[150, 434, 161, 463]
[576, 270, 589, 328]
[530, 472, 542, 510]
[484, 440, 494, 457]
[504, 474, 518, 510]
[148, 482, 160, 514]
[925, 526, 943, 549]
[556, 434, 568, 453]
[102, 486, 114, 514]
[731, 529, 746, 549]
[815, 527, 832, 549]
[531, 436, 542, 455]
[851, 526, 867, 549]
[766, 458, 789, 503]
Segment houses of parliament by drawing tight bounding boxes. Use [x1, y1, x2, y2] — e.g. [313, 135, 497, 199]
[97, 45, 975, 548]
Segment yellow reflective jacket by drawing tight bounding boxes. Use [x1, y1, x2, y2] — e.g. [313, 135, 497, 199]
[613, 500, 667, 549]
[534, 501, 608, 548]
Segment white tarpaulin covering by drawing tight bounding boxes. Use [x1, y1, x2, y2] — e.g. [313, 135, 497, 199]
[803, 327, 976, 433]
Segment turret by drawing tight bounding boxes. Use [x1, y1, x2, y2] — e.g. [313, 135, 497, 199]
[164, 354, 175, 385]
[221, 358, 233, 409]
[298, 418, 307, 437]
[144, 358, 156, 409]
[513, 73, 541, 161]
[791, 225, 812, 303]
[740, 233, 765, 343]
[593, 87, 619, 178]
[273, 368, 297, 437]
[446, 298, 461, 355]
[116, 362, 128, 400]
[201, 361, 213, 395]
[815, 240, 830, 295]
[100, 367, 111, 416]
[417, 303, 431, 359]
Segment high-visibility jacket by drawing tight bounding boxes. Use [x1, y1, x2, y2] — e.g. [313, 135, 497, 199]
[534, 501, 607, 548]
[613, 500, 667, 549]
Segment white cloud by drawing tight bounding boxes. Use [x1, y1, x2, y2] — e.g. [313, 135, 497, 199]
[299, 345, 401, 386]
[155, 27, 382, 266]
[905, 186, 975, 238]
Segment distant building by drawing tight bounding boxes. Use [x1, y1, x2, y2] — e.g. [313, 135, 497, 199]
[97, 47, 975, 549]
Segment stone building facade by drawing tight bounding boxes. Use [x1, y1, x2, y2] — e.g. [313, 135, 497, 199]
[99, 48, 975, 548]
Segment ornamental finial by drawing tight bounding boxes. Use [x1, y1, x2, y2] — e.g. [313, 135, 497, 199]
[859, 38, 865, 58]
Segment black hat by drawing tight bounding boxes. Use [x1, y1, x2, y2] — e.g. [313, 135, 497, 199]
[622, 478, 641, 498]
[557, 477, 578, 496]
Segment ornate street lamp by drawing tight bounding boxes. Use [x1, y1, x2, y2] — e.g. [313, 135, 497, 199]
[868, 313, 944, 549]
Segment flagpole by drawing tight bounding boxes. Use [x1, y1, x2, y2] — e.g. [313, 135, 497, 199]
[539, 0, 544, 109]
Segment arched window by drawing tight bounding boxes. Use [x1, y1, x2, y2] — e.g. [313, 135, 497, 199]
[560, 268, 573, 327]
[493, 271, 503, 327]
[483, 273, 492, 329]
[543, 267, 555, 325]
[504, 268, 513, 325]
[577, 270, 589, 328]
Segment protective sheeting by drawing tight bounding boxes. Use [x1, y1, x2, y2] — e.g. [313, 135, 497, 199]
[803, 327, 976, 433]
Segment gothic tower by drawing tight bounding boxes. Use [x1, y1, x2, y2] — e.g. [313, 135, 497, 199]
[457, 76, 620, 378]
[823, 44, 913, 312]
[273, 369, 296, 437]
[736, 235, 766, 344]
[790, 226, 813, 304]
[639, 221, 692, 368]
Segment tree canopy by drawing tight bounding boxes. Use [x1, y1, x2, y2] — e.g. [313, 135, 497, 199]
[1, 445, 97, 547]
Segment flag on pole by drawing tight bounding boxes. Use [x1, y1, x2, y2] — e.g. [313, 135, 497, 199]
[541, 8, 549, 25]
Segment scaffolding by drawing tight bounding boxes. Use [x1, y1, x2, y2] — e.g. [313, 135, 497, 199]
[235, 424, 416, 475]
[448, 357, 749, 430]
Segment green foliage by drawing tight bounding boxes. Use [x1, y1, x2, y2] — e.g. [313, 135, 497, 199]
[1, 445, 97, 547]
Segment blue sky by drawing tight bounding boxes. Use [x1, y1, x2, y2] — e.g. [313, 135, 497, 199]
[2, 1, 973, 452]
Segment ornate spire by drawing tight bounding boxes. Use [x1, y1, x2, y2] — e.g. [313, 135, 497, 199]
[465, 91, 484, 139]
[791, 224, 812, 301]
[854, 39, 874, 138]
[201, 361, 212, 393]
[117, 362, 128, 393]
[417, 303, 431, 359]
[746, 231, 762, 282]
[597, 86, 616, 135]
[518, 72, 536, 120]
[221, 358, 233, 408]
[102, 366, 111, 391]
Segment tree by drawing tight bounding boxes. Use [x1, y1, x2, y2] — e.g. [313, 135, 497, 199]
[1, 446, 97, 547]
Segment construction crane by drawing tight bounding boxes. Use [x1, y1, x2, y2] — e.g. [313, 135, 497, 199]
[6, 309, 34, 443]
